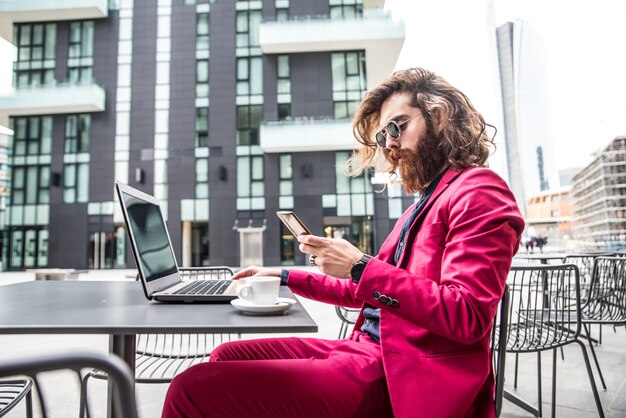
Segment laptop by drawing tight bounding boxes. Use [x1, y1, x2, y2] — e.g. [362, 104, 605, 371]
[115, 181, 238, 302]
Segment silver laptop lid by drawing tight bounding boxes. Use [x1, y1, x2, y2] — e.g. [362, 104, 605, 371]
[115, 181, 181, 298]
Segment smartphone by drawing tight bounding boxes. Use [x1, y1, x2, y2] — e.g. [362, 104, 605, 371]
[276, 211, 312, 237]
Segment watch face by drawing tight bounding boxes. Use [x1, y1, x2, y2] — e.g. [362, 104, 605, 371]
[351, 261, 367, 281]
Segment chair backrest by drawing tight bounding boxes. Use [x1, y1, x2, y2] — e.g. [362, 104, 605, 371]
[506, 263, 582, 352]
[0, 378, 32, 417]
[0, 352, 138, 418]
[491, 285, 510, 417]
[134, 266, 238, 382]
[563, 253, 612, 303]
[180, 266, 234, 281]
[583, 256, 626, 323]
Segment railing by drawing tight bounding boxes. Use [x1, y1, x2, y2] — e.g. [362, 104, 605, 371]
[263, 116, 351, 127]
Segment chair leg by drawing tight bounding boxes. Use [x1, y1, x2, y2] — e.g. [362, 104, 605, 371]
[552, 349, 557, 418]
[33, 376, 47, 418]
[574, 340, 605, 418]
[25, 387, 33, 418]
[583, 324, 607, 390]
[78, 372, 92, 418]
[537, 352, 543, 417]
[338, 322, 347, 339]
[514, 353, 519, 389]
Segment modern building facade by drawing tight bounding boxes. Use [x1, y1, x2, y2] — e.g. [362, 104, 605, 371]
[571, 136, 626, 250]
[0, 0, 405, 270]
[525, 187, 573, 249]
[496, 19, 559, 214]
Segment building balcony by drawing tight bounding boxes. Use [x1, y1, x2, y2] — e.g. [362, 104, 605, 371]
[0, 0, 108, 42]
[0, 81, 105, 126]
[259, 9, 404, 87]
[260, 117, 355, 153]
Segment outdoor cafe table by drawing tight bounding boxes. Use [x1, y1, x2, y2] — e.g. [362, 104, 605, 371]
[0, 280, 318, 418]
[514, 253, 567, 264]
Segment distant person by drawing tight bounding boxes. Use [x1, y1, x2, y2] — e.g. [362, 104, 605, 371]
[162, 68, 524, 418]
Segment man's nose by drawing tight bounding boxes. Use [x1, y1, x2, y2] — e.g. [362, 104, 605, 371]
[385, 133, 400, 150]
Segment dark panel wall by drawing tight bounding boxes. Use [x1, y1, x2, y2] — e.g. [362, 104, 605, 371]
[208, 0, 238, 266]
[167, 0, 197, 262]
[128, 0, 158, 194]
[290, 0, 329, 16]
[290, 53, 334, 118]
[47, 13, 119, 268]
[90, 12, 119, 202]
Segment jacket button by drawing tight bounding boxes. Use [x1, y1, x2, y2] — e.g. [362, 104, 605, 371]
[373, 291, 380, 300]
[392, 299, 399, 308]
[386, 299, 393, 306]
[379, 295, 389, 304]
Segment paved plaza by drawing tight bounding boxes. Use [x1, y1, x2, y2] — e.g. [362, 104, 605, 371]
[0, 270, 624, 418]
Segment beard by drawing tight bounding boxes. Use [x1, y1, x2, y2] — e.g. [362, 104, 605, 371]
[388, 131, 446, 194]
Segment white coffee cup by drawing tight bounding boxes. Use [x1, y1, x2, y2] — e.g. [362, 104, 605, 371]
[237, 276, 280, 305]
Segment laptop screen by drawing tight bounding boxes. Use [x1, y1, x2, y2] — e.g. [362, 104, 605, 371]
[120, 191, 178, 283]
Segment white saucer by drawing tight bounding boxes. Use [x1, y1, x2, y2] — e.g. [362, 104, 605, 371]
[230, 297, 297, 315]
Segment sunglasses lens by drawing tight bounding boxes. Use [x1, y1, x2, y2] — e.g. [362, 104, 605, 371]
[375, 132, 387, 147]
[387, 121, 401, 138]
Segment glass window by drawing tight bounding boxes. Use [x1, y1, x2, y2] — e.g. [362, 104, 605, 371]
[331, 51, 366, 119]
[14, 23, 56, 87]
[330, 0, 363, 19]
[65, 114, 90, 153]
[156, 61, 170, 85]
[276, 7, 289, 21]
[278, 103, 291, 120]
[195, 107, 208, 147]
[251, 155, 263, 180]
[196, 158, 208, 182]
[10, 116, 53, 205]
[236, 10, 261, 49]
[279, 154, 292, 179]
[279, 180, 292, 195]
[154, 159, 167, 184]
[67, 21, 94, 82]
[237, 156, 251, 196]
[236, 105, 262, 145]
[196, 60, 209, 82]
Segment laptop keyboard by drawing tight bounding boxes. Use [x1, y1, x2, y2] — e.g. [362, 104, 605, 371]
[173, 280, 231, 295]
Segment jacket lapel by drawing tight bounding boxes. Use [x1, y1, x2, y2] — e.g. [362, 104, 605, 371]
[394, 168, 465, 267]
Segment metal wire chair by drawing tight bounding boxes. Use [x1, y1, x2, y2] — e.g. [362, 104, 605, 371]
[563, 253, 612, 303]
[579, 256, 626, 391]
[0, 352, 137, 418]
[80, 266, 240, 418]
[335, 306, 360, 339]
[491, 285, 510, 417]
[0, 379, 32, 418]
[503, 263, 604, 418]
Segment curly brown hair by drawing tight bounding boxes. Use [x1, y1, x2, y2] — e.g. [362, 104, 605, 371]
[347, 67, 495, 177]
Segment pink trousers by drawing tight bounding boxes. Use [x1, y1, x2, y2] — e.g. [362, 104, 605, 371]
[161, 331, 393, 418]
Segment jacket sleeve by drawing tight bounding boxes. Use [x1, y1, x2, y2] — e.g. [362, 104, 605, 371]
[355, 169, 525, 344]
[285, 269, 363, 308]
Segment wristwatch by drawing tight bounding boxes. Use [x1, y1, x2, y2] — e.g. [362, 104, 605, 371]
[350, 254, 372, 284]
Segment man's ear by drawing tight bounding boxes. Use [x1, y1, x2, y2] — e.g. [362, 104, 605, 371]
[431, 107, 446, 135]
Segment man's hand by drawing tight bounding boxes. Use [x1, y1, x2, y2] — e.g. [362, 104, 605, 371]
[231, 266, 282, 281]
[298, 235, 362, 279]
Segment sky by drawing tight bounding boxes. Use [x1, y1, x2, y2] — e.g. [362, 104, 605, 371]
[1, 0, 624, 172]
[386, 0, 626, 172]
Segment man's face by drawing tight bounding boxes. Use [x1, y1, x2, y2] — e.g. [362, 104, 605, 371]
[378, 92, 446, 194]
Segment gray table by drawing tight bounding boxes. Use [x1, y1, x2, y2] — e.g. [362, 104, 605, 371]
[0, 280, 318, 417]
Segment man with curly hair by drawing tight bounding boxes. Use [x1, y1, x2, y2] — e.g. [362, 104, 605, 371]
[162, 68, 524, 418]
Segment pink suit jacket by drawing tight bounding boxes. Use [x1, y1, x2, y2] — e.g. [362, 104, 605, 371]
[287, 167, 525, 418]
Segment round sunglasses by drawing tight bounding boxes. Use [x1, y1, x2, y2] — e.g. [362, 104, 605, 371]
[375, 113, 421, 148]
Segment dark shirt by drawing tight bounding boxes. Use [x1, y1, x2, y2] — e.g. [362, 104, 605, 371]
[360, 167, 448, 343]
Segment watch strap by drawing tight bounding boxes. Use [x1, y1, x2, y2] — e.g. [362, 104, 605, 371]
[351, 254, 372, 284]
